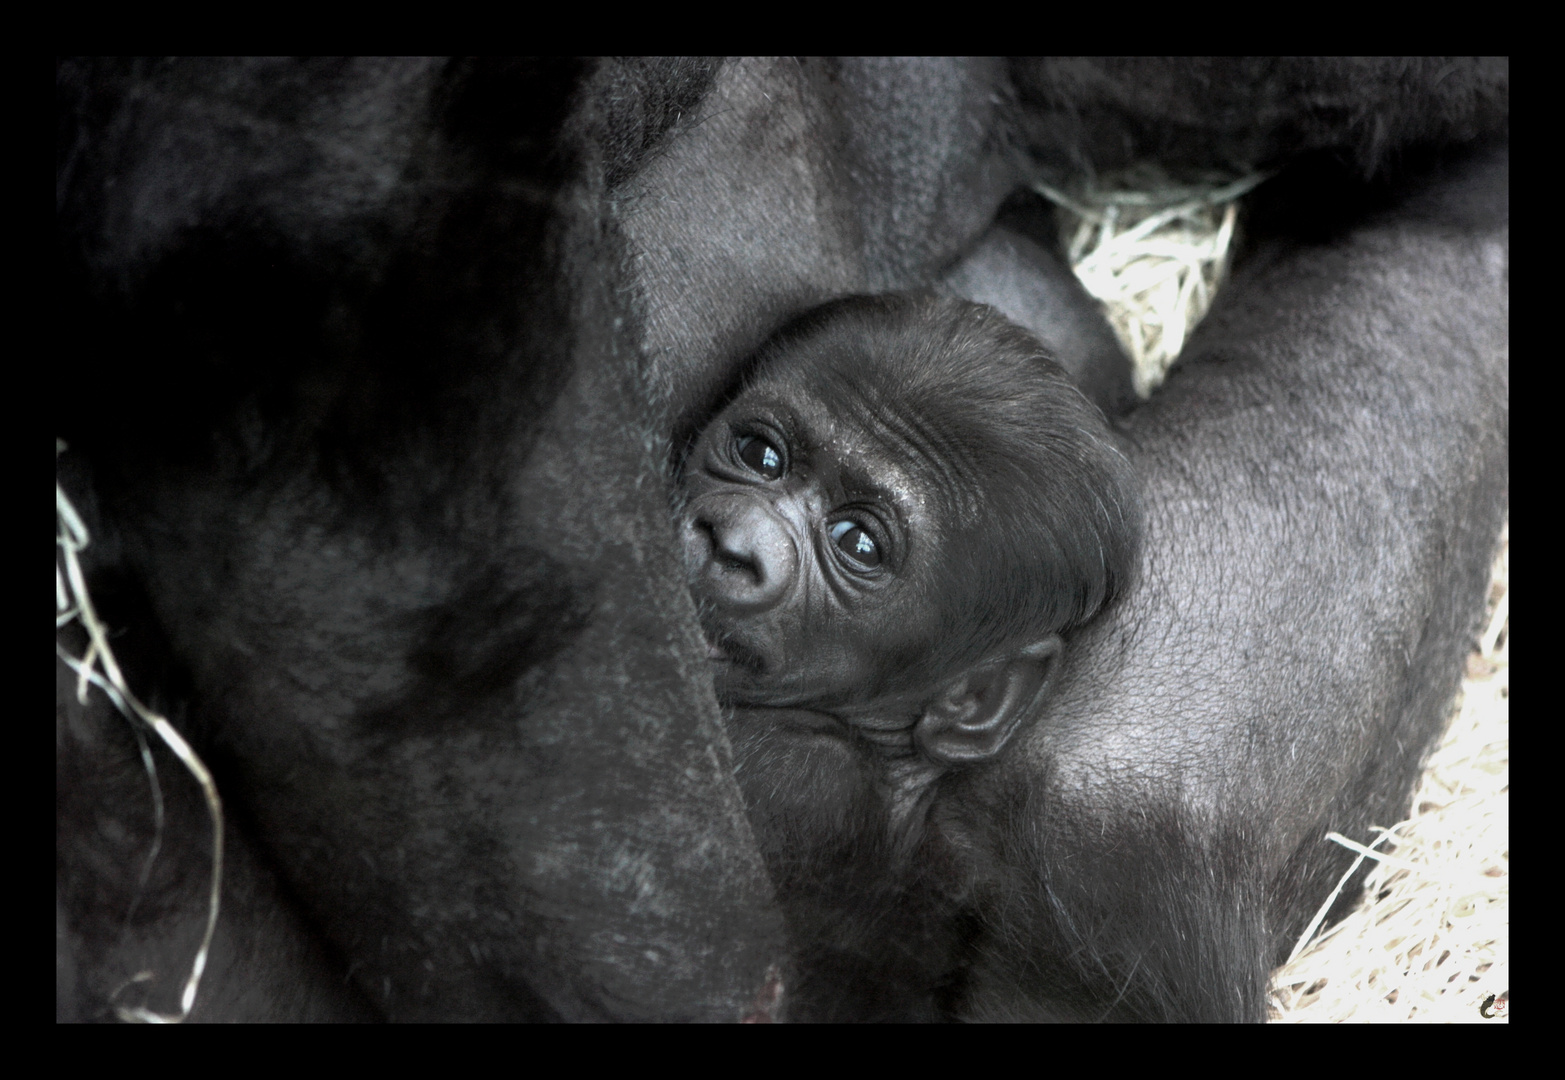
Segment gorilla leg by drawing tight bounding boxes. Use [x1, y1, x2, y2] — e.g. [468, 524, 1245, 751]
[952, 140, 1508, 1022]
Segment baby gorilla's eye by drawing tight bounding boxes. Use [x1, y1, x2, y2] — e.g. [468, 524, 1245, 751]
[829, 519, 881, 569]
[737, 434, 785, 480]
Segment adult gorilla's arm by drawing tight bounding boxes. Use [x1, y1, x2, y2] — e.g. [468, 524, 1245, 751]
[56, 57, 787, 1022]
[949, 143, 1509, 1022]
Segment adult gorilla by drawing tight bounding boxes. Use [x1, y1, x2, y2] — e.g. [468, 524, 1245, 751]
[55, 58, 1507, 1021]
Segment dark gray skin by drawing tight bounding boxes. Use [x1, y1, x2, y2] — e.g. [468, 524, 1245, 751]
[680, 378, 1059, 753]
[673, 297, 1128, 1021]
[679, 369, 1057, 732]
[57, 58, 1506, 1021]
[674, 292, 1139, 796]
[623, 58, 1019, 445]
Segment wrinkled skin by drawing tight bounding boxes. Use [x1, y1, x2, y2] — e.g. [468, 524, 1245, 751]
[56, 57, 1506, 1021]
[680, 381, 953, 711]
[675, 291, 1136, 826]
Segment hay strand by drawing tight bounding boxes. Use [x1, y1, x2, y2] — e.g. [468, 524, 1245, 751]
[1037, 167, 1265, 397]
[56, 440, 225, 1024]
[1268, 523, 1509, 1023]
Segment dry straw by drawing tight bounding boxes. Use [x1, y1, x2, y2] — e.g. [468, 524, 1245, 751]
[1267, 525, 1509, 1022]
[56, 440, 224, 1024]
[1036, 166, 1265, 396]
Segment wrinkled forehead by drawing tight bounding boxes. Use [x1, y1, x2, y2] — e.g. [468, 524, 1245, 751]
[738, 368, 981, 529]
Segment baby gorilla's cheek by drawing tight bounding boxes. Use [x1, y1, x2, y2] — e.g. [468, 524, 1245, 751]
[769, 629, 905, 709]
[724, 707, 883, 859]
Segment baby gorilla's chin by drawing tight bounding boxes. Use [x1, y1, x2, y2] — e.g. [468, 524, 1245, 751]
[712, 665, 788, 709]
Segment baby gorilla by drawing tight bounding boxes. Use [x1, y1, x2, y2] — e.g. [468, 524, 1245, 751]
[681, 293, 1138, 762]
[678, 294, 1141, 1018]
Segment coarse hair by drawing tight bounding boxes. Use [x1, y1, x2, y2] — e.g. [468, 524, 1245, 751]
[747, 293, 1142, 675]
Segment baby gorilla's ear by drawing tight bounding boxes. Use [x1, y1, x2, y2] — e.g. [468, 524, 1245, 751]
[914, 637, 1063, 765]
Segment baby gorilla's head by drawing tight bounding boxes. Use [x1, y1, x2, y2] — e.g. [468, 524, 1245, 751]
[679, 294, 1140, 763]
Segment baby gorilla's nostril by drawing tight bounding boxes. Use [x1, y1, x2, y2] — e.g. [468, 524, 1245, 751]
[719, 550, 759, 577]
[688, 499, 797, 614]
[689, 515, 756, 578]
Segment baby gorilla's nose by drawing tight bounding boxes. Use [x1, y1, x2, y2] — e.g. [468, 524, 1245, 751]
[686, 498, 798, 614]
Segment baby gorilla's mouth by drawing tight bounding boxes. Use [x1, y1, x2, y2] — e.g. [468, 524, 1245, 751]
[699, 621, 768, 677]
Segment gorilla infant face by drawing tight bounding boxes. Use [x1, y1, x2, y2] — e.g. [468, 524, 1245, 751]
[679, 377, 956, 711]
[677, 293, 1136, 747]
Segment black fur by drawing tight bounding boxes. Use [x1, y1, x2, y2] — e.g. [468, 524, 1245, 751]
[56, 57, 1507, 1022]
